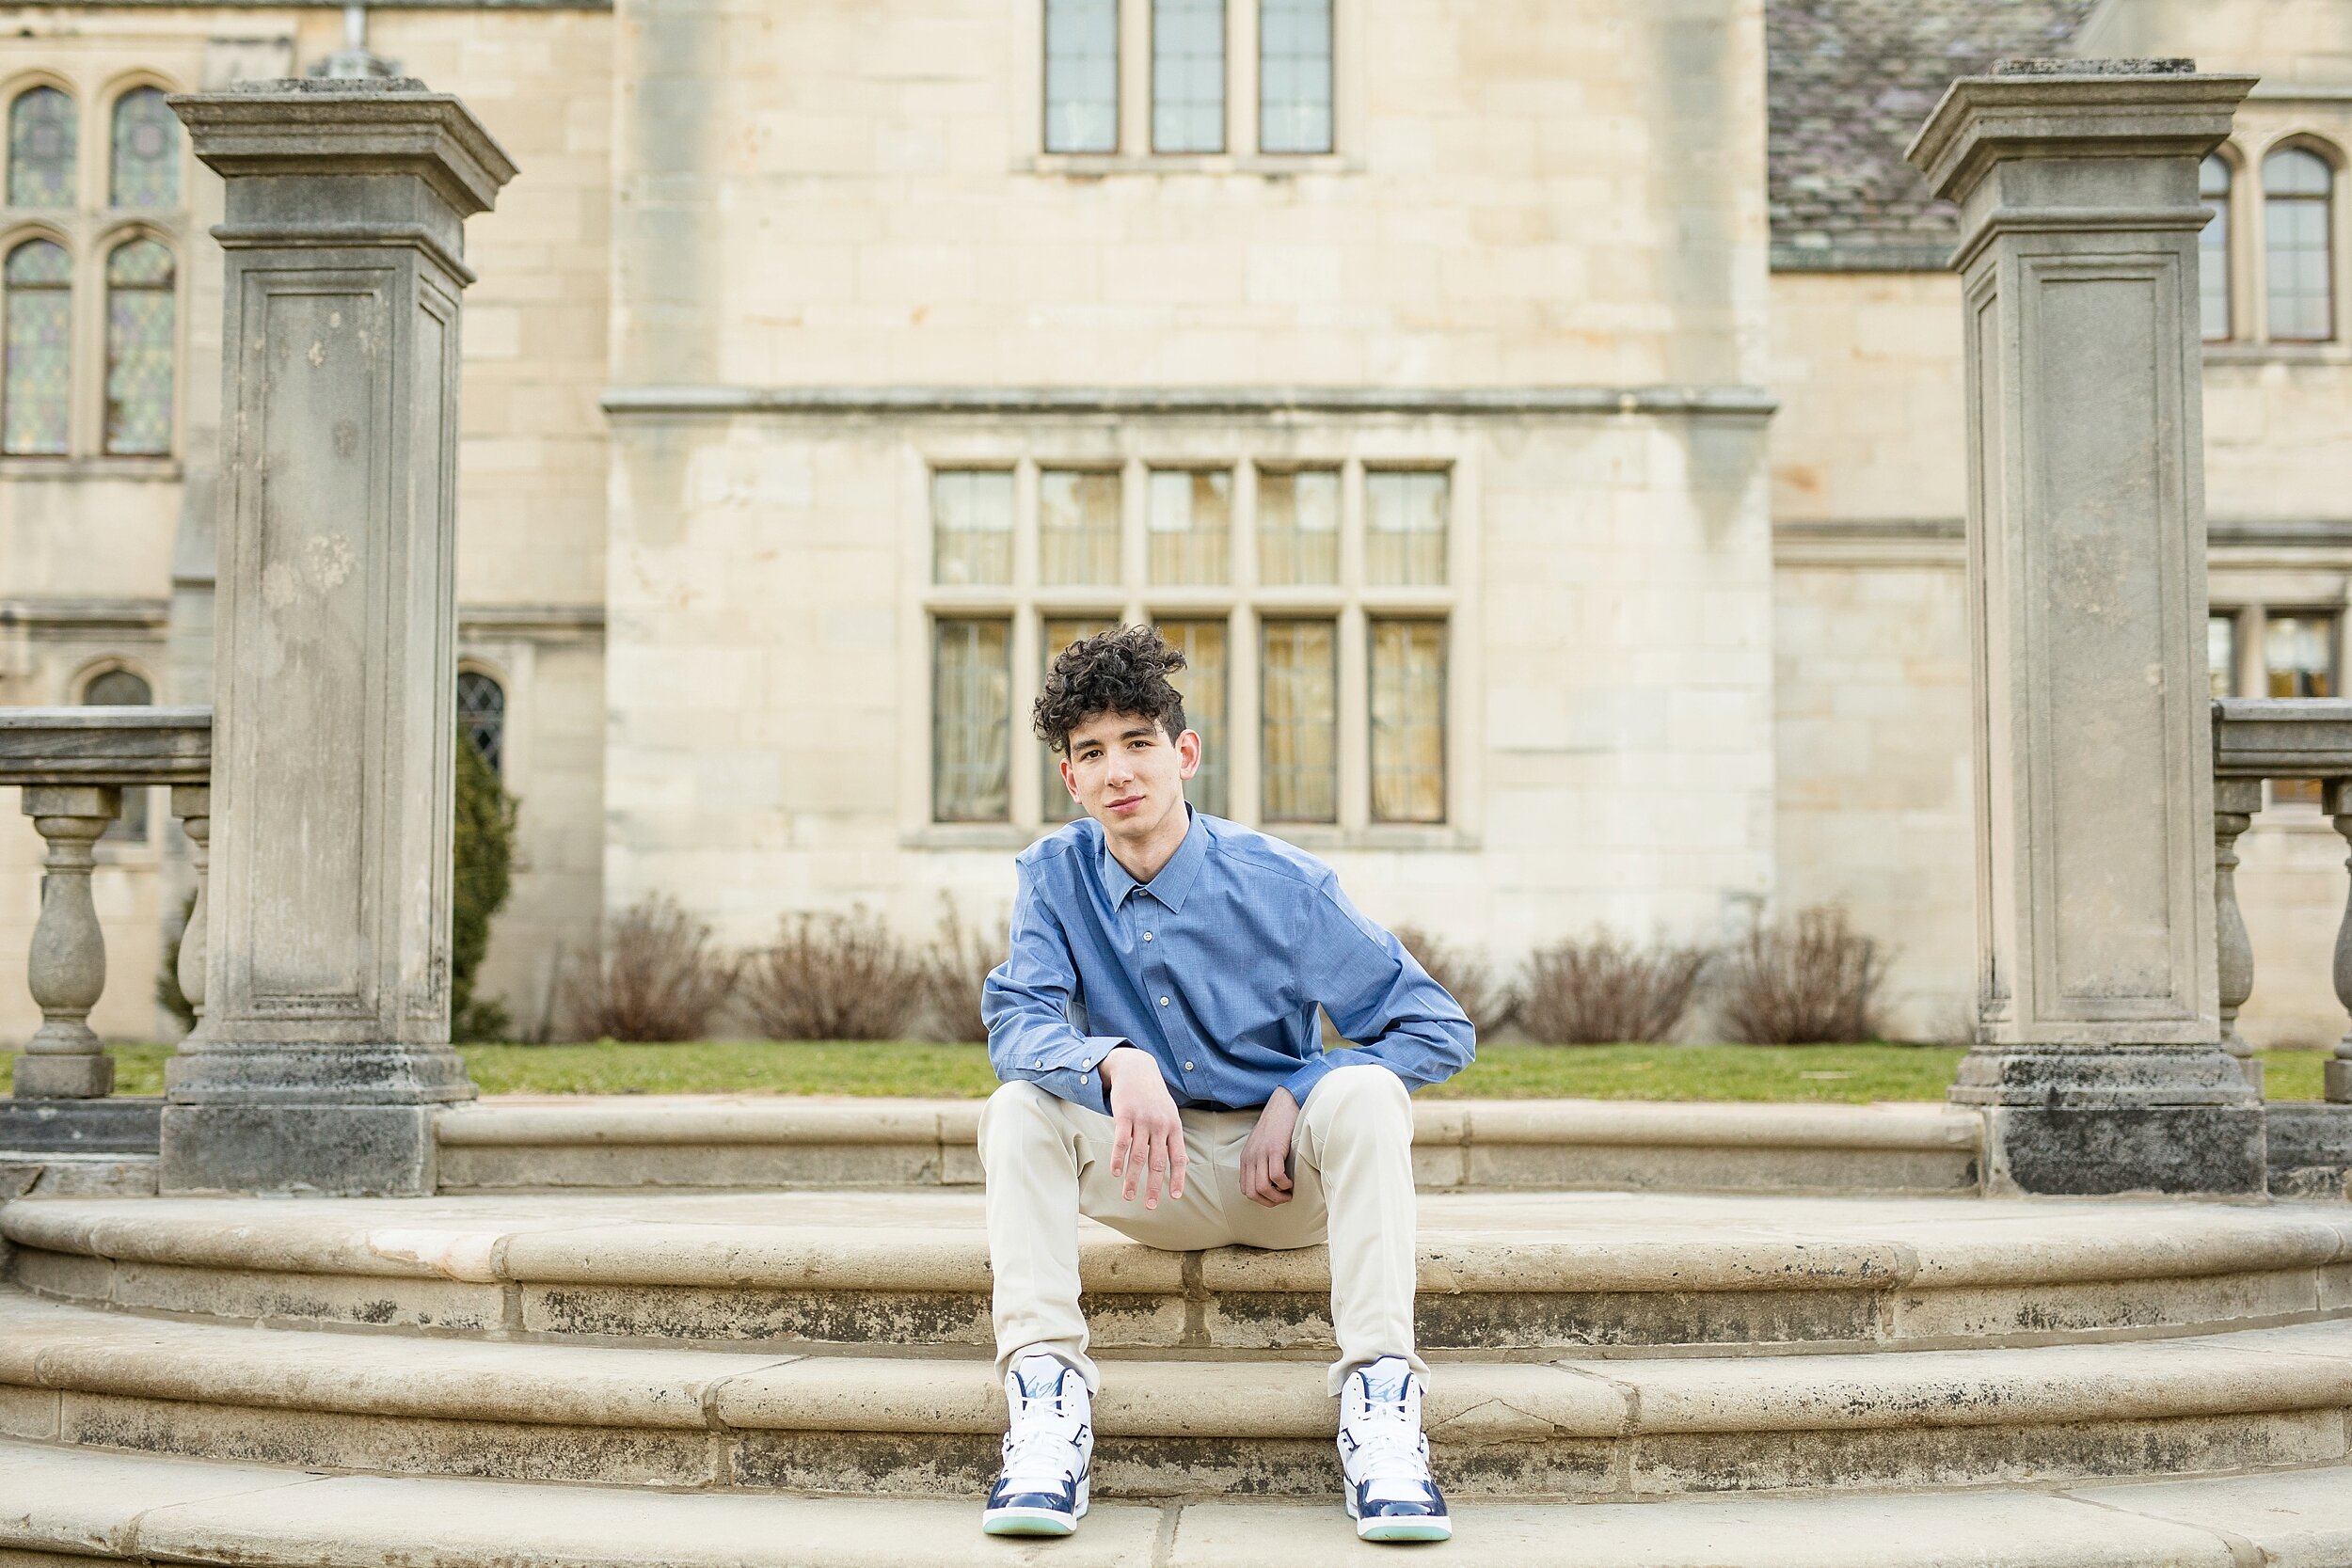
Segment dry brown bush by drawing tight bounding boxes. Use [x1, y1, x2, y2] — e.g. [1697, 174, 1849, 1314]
[559, 895, 738, 1042]
[918, 896, 1008, 1043]
[739, 907, 928, 1040]
[1714, 904, 1890, 1044]
[1517, 930, 1709, 1045]
[1391, 925, 1514, 1039]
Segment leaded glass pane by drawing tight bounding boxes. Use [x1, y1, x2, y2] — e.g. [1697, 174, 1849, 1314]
[457, 670, 507, 775]
[104, 238, 174, 456]
[84, 668, 152, 841]
[1147, 467, 1230, 585]
[1152, 0, 1225, 153]
[1045, 0, 1119, 153]
[5, 239, 70, 455]
[2201, 155, 2232, 342]
[1159, 618, 1228, 817]
[1365, 469, 1448, 586]
[1260, 0, 1332, 154]
[2265, 149, 2334, 342]
[1040, 468, 1120, 585]
[1370, 620, 1444, 823]
[934, 618, 1010, 821]
[932, 468, 1013, 586]
[1256, 467, 1338, 585]
[110, 87, 179, 208]
[8, 87, 74, 209]
[1041, 617, 1118, 820]
[1261, 619, 1335, 821]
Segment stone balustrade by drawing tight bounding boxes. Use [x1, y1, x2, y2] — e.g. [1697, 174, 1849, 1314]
[2212, 696, 2352, 1103]
[0, 707, 211, 1101]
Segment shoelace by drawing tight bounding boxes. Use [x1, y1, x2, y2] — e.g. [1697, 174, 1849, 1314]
[1002, 1389, 1085, 1484]
[1345, 1388, 1431, 1485]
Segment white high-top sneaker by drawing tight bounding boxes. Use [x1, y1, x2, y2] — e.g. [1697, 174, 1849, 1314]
[1337, 1356, 1452, 1543]
[981, 1353, 1094, 1537]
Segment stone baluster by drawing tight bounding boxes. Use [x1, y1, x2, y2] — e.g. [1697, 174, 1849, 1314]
[2329, 780, 2352, 1103]
[2215, 779, 2263, 1092]
[172, 784, 210, 1025]
[12, 785, 121, 1098]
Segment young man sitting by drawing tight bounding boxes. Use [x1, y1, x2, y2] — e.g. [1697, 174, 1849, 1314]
[977, 626, 1475, 1542]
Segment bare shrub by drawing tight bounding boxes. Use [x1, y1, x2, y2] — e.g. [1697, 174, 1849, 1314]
[1714, 904, 1890, 1045]
[560, 895, 738, 1042]
[1391, 925, 1514, 1039]
[1517, 930, 1709, 1045]
[918, 895, 1008, 1043]
[739, 907, 927, 1040]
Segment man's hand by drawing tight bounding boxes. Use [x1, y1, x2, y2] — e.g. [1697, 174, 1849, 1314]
[1101, 1046, 1186, 1209]
[1240, 1087, 1300, 1207]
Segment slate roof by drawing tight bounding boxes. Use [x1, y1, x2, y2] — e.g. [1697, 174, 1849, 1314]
[1768, 0, 2102, 270]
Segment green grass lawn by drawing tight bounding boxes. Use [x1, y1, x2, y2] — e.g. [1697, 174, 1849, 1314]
[17, 1039, 2337, 1103]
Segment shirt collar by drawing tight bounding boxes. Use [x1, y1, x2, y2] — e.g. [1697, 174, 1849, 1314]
[1096, 804, 1208, 912]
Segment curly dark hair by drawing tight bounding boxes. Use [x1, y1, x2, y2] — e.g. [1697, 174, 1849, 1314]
[1033, 625, 1190, 756]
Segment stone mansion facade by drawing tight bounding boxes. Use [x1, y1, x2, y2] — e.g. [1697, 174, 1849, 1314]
[1, 0, 2349, 1048]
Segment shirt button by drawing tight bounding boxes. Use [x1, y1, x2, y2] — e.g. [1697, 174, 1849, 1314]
[1143, 932, 1154, 942]
[1159, 996, 1169, 1006]
[1184, 1061, 1196, 1071]
[1080, 1074, 1089, 1085]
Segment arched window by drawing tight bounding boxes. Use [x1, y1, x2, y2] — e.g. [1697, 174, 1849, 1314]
[83, 667, 151, 841]
[4, 238, 72, 454]
[103, 237, 172, 454]
[457, 670, 506, 775]
[109, 87, 178, 209]
[2265, 146, 2335, 342]
[8, 87, 75, 208]
[2201, 154, 2233, 341]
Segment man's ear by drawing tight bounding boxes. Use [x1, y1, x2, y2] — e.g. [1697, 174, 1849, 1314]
[1177, 727, 1202, 780]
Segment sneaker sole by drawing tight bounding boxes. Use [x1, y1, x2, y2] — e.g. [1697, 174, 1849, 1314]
[1357, 1517, 1453, 1543]
[982, 1510, 1079, 1538]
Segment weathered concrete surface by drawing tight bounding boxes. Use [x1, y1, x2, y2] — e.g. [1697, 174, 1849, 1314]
[8, 1189, 2351, 1356]
[2268, 1103, 2352, 1201]
[436, 1096, 1987, 1196]
[0, 1101, 159, 1155]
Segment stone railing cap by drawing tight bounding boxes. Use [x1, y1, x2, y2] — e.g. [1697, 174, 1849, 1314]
[167, 79, 517, 217]
[1906, 65, 2257, 203]
[2212, 696, 2352, 780]
[0, 706, 211, 785]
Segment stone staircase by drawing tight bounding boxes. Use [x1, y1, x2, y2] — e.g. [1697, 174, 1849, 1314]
[5, 1103, 2352, 1563]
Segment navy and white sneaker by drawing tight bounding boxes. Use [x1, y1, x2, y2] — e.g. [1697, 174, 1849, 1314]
[1338, 1356, 1452, 1543]
[981, 1353, 1093, 1537]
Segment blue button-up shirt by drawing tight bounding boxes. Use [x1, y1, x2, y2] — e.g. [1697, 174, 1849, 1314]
[982, 808, 1475, 1116]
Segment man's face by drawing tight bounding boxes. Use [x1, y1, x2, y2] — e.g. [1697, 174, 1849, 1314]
[1060, 709, 1201, 844]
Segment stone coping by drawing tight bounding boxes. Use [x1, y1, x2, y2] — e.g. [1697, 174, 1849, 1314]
[439, 1096, 1984, 1153]
[6, 1290, 2352, 1443]
[7, 1191, 2347, 1298]
[4, 1436, 2350, 1566]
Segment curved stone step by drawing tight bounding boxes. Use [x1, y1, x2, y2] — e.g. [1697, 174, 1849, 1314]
[7, 1289, 2352, 1498]
[8, 1190, 2349, 1355]
[4, 1436, 2351, 1567]
[435, 1096, 1986, 1196]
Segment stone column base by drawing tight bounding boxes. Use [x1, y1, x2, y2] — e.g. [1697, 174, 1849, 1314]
[1976, 1105, 2268, 1196]
[160, 1103, 439, 1196]
[2327, 1059, 2352, 1103]
[10, 1053, 116, 1099]
[0, 1097, 159, 1153]
[2265, 1102, 2352, 1201]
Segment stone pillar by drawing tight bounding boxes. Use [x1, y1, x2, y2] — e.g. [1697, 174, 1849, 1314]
[1908, 61, 2264, 1195]
[12, 787, 120, 1099]
[158, 80, 515, 1196]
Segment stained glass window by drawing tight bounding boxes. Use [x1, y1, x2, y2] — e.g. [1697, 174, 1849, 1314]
[2201, 155, 2233, 342]
[1159, 618, 1228, 817]
[934, 618, 1010, 821]
[1039, 468, 1120, 585]
[2265, 148, 2334, 343]
[932, 469, 1014, 586]
[1261, 619, 1335, 821]
[457, 670, 507, 775]
[1147, 467, 1230, 585]
[1152, 0, 1225, 153]
[1370, 620, 1445, 823]
[84, 668, 152, 842]
[1366, 469, 1448, 586]
[104, 238, 173, 455]
[1256, 467, 1339, 585]
[1260, 0, 1333, 154]
[1045, 0, 1119, 153]
[1041, 617, 1118, 821]
[8, 87, 75, 209]
[110, 87, 180, 209]
[5, 239, 71, 455]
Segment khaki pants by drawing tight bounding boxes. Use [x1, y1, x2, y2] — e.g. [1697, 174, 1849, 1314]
[978, 1062, 1425, 1397]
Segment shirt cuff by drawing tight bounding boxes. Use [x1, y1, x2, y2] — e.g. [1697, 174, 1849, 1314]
[1280, 1052, 1339, 1108]
[1024, 1036, 1127, 1117]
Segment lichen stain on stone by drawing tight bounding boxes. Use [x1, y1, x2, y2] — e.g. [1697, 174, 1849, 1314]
[307, 531, 356, 589]
[261, 561, 299, 609]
